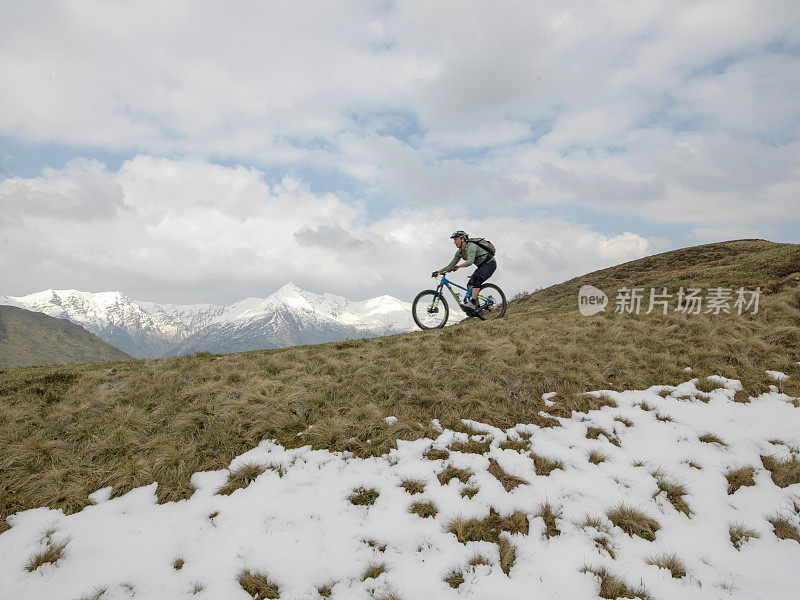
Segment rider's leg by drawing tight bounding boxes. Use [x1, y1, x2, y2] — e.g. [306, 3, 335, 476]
[468, 259, 497, 304]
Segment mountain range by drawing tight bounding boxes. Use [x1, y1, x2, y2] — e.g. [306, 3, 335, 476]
[0, 284, 415, 358]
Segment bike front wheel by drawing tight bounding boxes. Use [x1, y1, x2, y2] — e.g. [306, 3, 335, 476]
[476, 283, 507, 321]
[412, 290, 449, 330]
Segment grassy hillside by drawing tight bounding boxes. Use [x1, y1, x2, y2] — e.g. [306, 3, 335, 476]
[1, 239, 799, 532]
[0, 305, 133, 369]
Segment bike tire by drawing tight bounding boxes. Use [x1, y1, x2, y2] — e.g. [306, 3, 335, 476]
[476, 283, 507, 321]
[412, 290, 449, 330]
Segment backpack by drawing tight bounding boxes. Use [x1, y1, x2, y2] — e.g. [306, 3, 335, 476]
[467, 237, 495, 262]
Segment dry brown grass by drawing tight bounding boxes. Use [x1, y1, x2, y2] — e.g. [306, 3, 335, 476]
[216, 462, 266, 495]
[25, 536, 69, 572]
[607, 505, 660, 541]
[645, 551, 687, 578]
[726, 467, 756, 494]
[348, 487, 379, 506]
[423, 448, 450, 461]
[438, 466, 472, 485]
[614, 416, 633, 427]
[696, 378, 727, 393]
[399, 479, 426, 495]
[238, 570, 280, 599]
[532, 453, 564, 475]
[761, 455, 800, 488]
[586, 426, 621, 447]
[581, 566, 649, 599]
[446, 509, 529, 545]
[536, 502, 561, 538]
[362, 562, 387, 580]
[767, 514, 800, 544]
[317, 583, 334, 597]
[652, 474, 692, 516]
[699, 433, 727, 446]
[588, 450, 607, 465]
[499, 438, 530, 452]
[173, 557, 184, 570]
[444, 569, 464, 589]
[461, 485, 479, 499]
[2, 240, 799, 529]
[487, 458, 528, 491]
[730, 523, 760, 549]
[449, 438, 492, 454]
[410, 500, 437, 519]
[498, 537, 516, 575]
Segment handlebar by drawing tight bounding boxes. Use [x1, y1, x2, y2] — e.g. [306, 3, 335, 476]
[432, 268, 458, 278]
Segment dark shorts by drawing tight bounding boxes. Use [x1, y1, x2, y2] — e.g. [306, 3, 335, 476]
[468, 258, 497, 288]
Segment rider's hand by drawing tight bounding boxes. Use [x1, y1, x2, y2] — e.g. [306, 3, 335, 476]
[431, 271, 439, 278]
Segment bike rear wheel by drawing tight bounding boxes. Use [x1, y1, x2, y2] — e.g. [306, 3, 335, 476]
[476, 283, 507, 321]
[412, 290, 449, 330]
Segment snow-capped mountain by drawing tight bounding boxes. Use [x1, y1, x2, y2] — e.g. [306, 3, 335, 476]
[0, 284, 414, 358]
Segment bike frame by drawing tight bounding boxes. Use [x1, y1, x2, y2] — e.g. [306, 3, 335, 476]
[434, 272, 491, 312]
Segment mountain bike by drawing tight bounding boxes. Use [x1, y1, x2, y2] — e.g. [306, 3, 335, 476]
[412, 269, 507, 330]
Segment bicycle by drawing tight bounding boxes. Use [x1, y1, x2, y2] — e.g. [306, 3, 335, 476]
[412, 269, 507, 330]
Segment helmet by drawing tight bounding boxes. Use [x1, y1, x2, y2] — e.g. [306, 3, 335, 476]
[450, 230, 468, 240]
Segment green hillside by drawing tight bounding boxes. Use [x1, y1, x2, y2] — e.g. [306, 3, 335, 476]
[1, 239, 798, 531]
[0, 305, 133, 368]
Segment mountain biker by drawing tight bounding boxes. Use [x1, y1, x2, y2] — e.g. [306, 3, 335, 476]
[432, 231, 497, 311]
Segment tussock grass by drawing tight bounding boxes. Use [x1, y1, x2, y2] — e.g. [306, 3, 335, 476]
[730, 523, 760, 549]
[699, 433, 727, 446]
[468, 554, 492, 566]
[364, 539, 387, 552]
[25, 536, 69, 571]
[361, 562, 387, 580]
[487, 458, 528, 491]
[588, 450, 607, 465]
[446, 509, 529, 545]
[726, 467, 756, 494]
[449, 438, 491, 454]
[216, 462, 266, 495]
[238, 570, 280, 599]
[399, 479, 426, 495]
[579, 515, 608, 531]
[532, 453, 564, 475]
[376, 591, 402, 600]
[652, 474, 692, 516]
[586, 426, 620, 447]
[645, 551, 687, 578]
[410, 500, 437, 519]
[761, 454, 800, 488]
[607, 505, 660, 541]
[498, 537, 516, 574]
[581, 566, 649, 599]
[696, 378, 727, 393]
[423, 448, 449, 461]
[499, 438, 529, 452]
[191, 583, 204, 595]
[317, 583, 334, 597]
[438, 466, 472, 485]
[536, 502, 561, 538]
[77, 588, 107, 600]
[2, 240, 800, 529]
[767, 514, 800, 544]
[348, 487, 379, 506]
[593, 535, 615, 558]
[461, 485, 479, 499]
[654, 413, 673, 423]
[173, 558, 184, 570]
[444, 569, 464, 588]
[614, 416, 633, 427]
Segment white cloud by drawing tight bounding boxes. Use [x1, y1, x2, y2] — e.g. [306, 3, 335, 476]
[1, 158, 655, 303]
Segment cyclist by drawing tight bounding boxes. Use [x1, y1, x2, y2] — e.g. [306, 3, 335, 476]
[432, 231, 497, 311]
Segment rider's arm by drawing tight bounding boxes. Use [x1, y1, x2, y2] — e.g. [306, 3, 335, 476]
[438, 251, 461, 273]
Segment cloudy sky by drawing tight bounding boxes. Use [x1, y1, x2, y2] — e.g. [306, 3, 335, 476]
[2, 0, 798, 304]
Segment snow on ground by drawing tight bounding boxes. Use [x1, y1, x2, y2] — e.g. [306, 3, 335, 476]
[2, 378, 800, 599]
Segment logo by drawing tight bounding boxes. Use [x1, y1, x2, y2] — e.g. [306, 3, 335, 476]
[578, 285, 608, 316]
